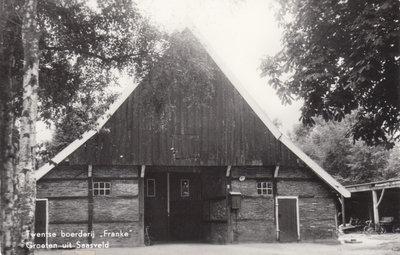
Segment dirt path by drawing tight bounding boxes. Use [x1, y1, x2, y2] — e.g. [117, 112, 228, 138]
[35, 234, 400, 255]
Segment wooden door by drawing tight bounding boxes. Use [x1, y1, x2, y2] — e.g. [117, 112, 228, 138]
[35, 200, 47, 245]
[144, 172, 168, 241]
[278, 198, 298, 242]
[169, 172, 203, 241]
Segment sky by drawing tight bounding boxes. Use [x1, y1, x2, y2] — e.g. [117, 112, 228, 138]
[37, 0, 302, 142]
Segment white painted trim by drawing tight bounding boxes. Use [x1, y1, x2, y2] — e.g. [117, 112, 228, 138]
[34, 27, 351, 199]
[189, 27, 282, 140]
[226, 165, 232, 177]
[275, 197, 279, 241]
[280, 137, 350, 197]
[35, 198, 49, 246]
[88, 164, 92, 178]
[140, 165, 146, 178]
[376, 188, 385, 207]
[274, 165, 280, 178]
[167, 173, 170, 216]
[276, 196, 300, 241]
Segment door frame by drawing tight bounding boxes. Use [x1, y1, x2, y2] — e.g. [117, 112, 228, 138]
[275, 196, 300, 241]
[35, 198, 49, 245]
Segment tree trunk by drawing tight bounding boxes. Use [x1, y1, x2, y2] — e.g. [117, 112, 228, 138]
[1, 1, 19, 254]
[13, 0, 39, 254]
[1, 110, 16, 255]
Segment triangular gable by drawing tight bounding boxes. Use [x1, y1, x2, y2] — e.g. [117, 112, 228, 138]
[35, 28, 350, 198]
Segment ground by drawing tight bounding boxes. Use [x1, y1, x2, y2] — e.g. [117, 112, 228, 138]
[35, 233, 400, 255]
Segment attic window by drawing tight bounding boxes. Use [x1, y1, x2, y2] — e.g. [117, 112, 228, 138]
[93, 182, 111, 196]
[257, 181, 272, 195]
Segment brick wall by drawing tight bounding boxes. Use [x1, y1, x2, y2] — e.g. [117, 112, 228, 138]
[36, 165, 141, 247]
[49, 199, 88, 222]
[37, 164, 339, 246]
[231, 178, 275, 242]
[229, 166, 337, 242]
[37, 180, 88, 197]
[48, 223, 88, 245]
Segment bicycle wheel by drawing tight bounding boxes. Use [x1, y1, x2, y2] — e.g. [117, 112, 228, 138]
[364, 226, 374, 234]
[392, 224, 400, 233]
[144, 234, 151, 246]
[378, 226, 386, 234]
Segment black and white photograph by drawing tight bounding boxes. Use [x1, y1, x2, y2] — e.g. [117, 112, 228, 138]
[0, 0, 399, 254]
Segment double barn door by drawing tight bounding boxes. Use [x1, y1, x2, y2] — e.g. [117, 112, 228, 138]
[144, 172, 202, 242]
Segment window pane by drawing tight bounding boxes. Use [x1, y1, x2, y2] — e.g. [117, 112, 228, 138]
[147, 179, 155, 197]
[181, 179, 190, 197]
[93, 182, 111, 196]
[257, 182, 274, 195]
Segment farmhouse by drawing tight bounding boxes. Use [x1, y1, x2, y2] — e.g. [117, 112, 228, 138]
[35, 29, 350, 247]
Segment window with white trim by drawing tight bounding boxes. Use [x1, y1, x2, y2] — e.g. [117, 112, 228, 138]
[257, 181, 273, 195]
[93, 182, 111, 196]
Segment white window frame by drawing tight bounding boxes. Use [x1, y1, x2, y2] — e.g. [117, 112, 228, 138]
[257, 181, 273, 195]
[93, 181, 111, 196]
[147, 179, 156, 197]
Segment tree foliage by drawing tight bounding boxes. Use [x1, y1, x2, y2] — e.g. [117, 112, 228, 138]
[139, 29, 217, 129]
[36, 0, 160, 157]
[291, 114, 400, 185]
[262, 0, 400, 148]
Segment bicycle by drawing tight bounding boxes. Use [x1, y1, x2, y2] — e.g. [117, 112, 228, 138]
[392, 223, 400, 233]
[363, 220, 386, 234]
[144, 225, 152, 246]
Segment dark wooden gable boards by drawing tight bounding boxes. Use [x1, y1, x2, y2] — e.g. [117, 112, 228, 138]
[68, 34, 298, 167]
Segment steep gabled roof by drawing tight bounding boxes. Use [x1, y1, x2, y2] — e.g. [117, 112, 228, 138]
[35, 28, 350, 198]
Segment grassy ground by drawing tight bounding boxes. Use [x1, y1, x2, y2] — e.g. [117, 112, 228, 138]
[35, 233, 400, 255]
